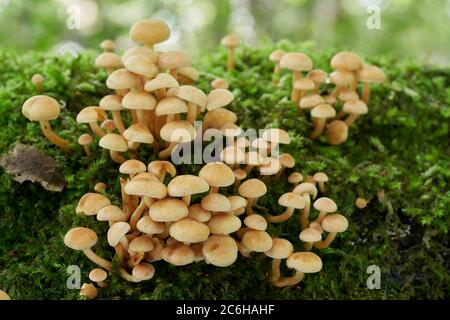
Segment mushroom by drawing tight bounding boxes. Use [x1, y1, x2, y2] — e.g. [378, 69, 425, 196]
[273, 252, 322, 287]
[202, 235, 238, 267]
[238, 178, 267, 215]
[76, 106, 108, 138]
[31, 74, 44, 93]
[64, 227, 112, 270]
[100, 119, 116, 133]
[159, 120, 196, 159]
[21, 95, 70, 150]
[207, 212, 241, 235]
[175, 85, 207, 124]
[106, 68, 142, 110]
[343, 99, 368, 126]
[251, 137, 271, 158]
[148, 160, 176, 182]
[99, 133, 128, 164]
[128, 234, 155, 266]
[89, 268, 107, 288]
[287, 172, 303, 186]
[206, 89, 234, 111]
[122, 90, 157, 129]
[79, 283, 97, 299]
[268, 192, 305, 223]
[137, 216, 165, 236]
[161, 244, 195, 266]
[232, 169, 247, 190]
[309, 104, 336, 140]
[119, 159, 146, 179]
[97, 205, 128, 223]
[221, 34, 240, 71]
[124, 54, 158, 79]
[331, 51, 364, 90]
[203, 108, 237, 132]
[94, 182, 107, 193]
[132, 262, 155, 281]
[201, 193, 232, 214]
[325, 120, 348, 145]
[211, 78, 229, 89]
[199, 162, 235, 193]
[107, 222, 131, 259]
[313, 172, 328, 193]
[78, 134, 93, 156]
[279, 52, 313, 103]
[95, 52, 123, 75]
[145, 238, 164, 262]
[99, 95, 126, 134]
[269, 49, 285, 84]
[188, 204, 212, 223]
[169, 217, 210, 244]
[307, 69, 328, 94]
[259, 157, 282, 181]
[176, 66, 199, 85]
[243, 151, 268, 174]
[123, 124, 154, 150]
[265, 238, 294, 282]
[330, 70, 354, 97]
[294, 78, 315, 104]
[355, 197, 368, 209]
[293, 182, 318, 229]
[276, 153, 295, 178]
[241, 230, 273, 253]
[299, 228, 322, 251]
[357, 65, 386, 104]
[76, 193, 111, 216]
[144, 73, 179, 100]
[220, 146, 246, 170]
[312, 197, 337, 224]
[167, 175, 209, 206]
[261, 128, 291, 156]
[314, 213, 348, 249]
[158, 51, 192, 77]
[0, 290, 10, 300]
[244, 214, 267, 231]
[129, 19, 171, 49]
[299, 94, 325, 113]
[100, 39, 115, 52]
[228, 195, 247, 216]
[155, 97, 188, 124]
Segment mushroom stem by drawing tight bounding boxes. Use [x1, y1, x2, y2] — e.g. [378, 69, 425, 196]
[39, 120, 70, 150]
[318, 182, 326, 193]
[89, 122, 106, 137]
[112, 110, 126, 134]
[120, 178, 133, 218]
[226, 47, 235, 71]
[158, 142, 176, 159]
[300, 194, 311, 230]
[245, 197, 256, 215]
[273, 271, 305, 287]
[361, 83, 371, 104]
[272, 64, 281, 85]
[136, 109, 148, 128]
[129, 198, 148, 231]
[275, 166, 286, 179]
[182, 195, 191, 206]
[186, 102, 198, 124]
[314, 232, 337, 249]
[314, 211, 328, 224]
[97, 281, 107, 288]
[157, 88, 166, 99]
[344, 114, 360, 126]
[244, 165, 255, 174]
[304, 242, 313, 251]
[148, 110, 155, 134]
[267, 207, 294, 223]
[119, 268, 140, 282]
[110, 150, 126, 164]
[291, 70, 301, 102]
[82, 145, 91, 156]
[210, 186, 219, 193]
[309, 118, 326, 140]
[130, 110, 138, 124]
[269, 259, 282, 282]
[82, 249, 112, 271]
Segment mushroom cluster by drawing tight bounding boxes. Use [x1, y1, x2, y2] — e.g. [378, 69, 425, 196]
[270, 50, 386, 144]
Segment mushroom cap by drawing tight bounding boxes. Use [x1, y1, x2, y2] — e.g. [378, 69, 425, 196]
[167, 175, 209, 197]
[95, 52, 123, 69]
[288, 172, 303, 184]
[188, 204, 212, 222]
[22, 95, 61, 121]
[64, 227, 97, 250]
[208, 213, 241, 235]
[228, 195, 247, 211]
[338, 89, 359, 102]
[101, 119, 116, 131]
[278, 192, 306, 209]
[313, 197, 337, 212]
[355, 197, 368, 209]
[299, 228, 322, 242]
[31, 73, 44, 84]
[206, 89, 234, 111]
[94, 182, 106, 193]
[265, 238, 293, 259]
[160, 120, 196, 143]
[322, 213, 349, 233]
[201, 193, 231, 212]
[106, 68, 142, 90]
[177, 66, 199, 82]
[279, 52, 313, 71]
[203, 108, 237, 129]
[239, 179, 267, 198]
[202, 235, 238, 267]
[311, 104, 336, 119]
[129, 19, 170, 46]
[122, 90, 156, 110]
[199, 162, 235, 188]
[293, 182, 318, 198]
[100, 39, 115, 51]
[119, 159, 146, 175]
[125, 176, 167, 198]
[76, 106, 107, 123]
[161, 244, 195, 266]
[220, 34, 240, 47]
[124, 54, 158, 78]
[107, 222, 130, 246]
[286, 252, 322, 273]
[169, 217, 210, 243]
[294, 78, 315, 91]
[147, 160, 176, 179]
[175, 85, 207, 108]
[97, 205, 127, 222]
[80, 283, 97, 299]
[158, 51, 192, 70]
[122, 46, 158, 64]
[99, 94, 124, 111]
[313, 172, 328, 183]
[150, 198, 189, 222]
[129, 234, 154, 252]
[76, 193, 111, 215]
[155, 97, 188, 116]
[269, 49, 285, 62]
[307, 69, 328, 84]
[78, 133, 93, 146]
[220, 146, 245, 165]
[343, 99, 368, 115]
[324, 95, 337, 105]
[99, 133, 128, 152]
[309, 221, 323, 234]
[244, 214, 267, 231]
[259, 157, 282, 176]
[137, 216, 165, 234]
[331, 51, 363, 71]
[326, 120, 348, 145]
[211, 78, 229, 89]
[279, 153, 295, 168]
[241, 230, 273, 252]
[132, 262, 155, 281]
[89, 268, 107, 282]
[330, 70, 354, 86]
[300, 94, 325, 109]
[262, 128, 291, 144]
[358, 65, 386, 84]
[233, 169, 247, 181]
[144, 73, 179, 92]
[123, 124, 154, 144]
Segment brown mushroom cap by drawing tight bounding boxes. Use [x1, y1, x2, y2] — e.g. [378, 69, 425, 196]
[188, 204, 212, 222]
[313, 172, 328, 183]
[238, 179, 267, 198]
[279, 52, 313, 71]
[123, 124, 154, 144]
[202, 235, 238, 267]
[149, 198, 189, 222]
[211, 78, 229, 89]
[208, 213, 241, 234]
[101, 119, 116, 132]
[107, 222, 130, 246]
[288, 172, 303, 184]
[89, 268, 107, 283]
[160, 120, 196, 143]
[279, 153, 296, 168]
[294, 78, 315, 91]
[299, 94, 325, 110]
[106, 68, 142, 90]
[338, 89, 359, 102]
[144, 73, 179, 92]
[76, 193, 111, 215]
[132, 262, 155, 281]
[155, 97, 188, 116]
[199, 162, 235, 188]
[322, 213, 349, 233]
[99, 133, 128, 152]
[148, 160, 176, 179]
[220, 34, 240, 48]
[269, 49, 286, 62]
[241, 230, 273, 252]
[22, 95, 61, 121]
[80, 283, 97, 299]
[122, 91, 156, 111]
[244, 214, 267, 231]
[293, 182, 318, 198]
[122, 47, 158, 64]
[228, 195, 248, 211]
[299, 228, 322, 242]
[206, 89, 234, 111]
[265, 238, 293, 259]
[119, 159, 146, 175]
[331, 51, 363, 71]
[201, 193, 231, 212]
[311, 104, 336, 119]
[100, 39, 115, 51]
[307, 69, 328, 84]
[286, 252, 322, 273]
[124, 54, 158, 78]
[125, 176, 167, 199]
[358, 65, 386, 84]
[95, 52, 123, 69]
[97, 205, 127, 222]
[76, 106, 107, 124]
[262, 128, 291, 144]
[31, 73, 44, 85]
[161, 244, 195, 266]
[343, 99, 368, 115]
[167, 175, 209, 197]
[177, 67, 199, 82]
[137, 216, 165, 234]
[330, 70, 354, 87]
[203, 108, 237, 129]
[99, 94, 124, 111]
[129, 19, 170, 46]
[313, 197, 337, 212]
[78, 133, 93, 146]
[278, 192, 306, 209]
[233, 169, 247, 181]
[158, 51, 192, 70]
[170, 217, 210, 243]
[64, 227, 97, 250]
[175, 85, 207, 109]
[326, 120, 348, 145]
[129, 234, 154, 252]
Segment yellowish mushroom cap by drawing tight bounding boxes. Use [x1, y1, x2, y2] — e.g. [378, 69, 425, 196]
[244, 214, 267, 231]
[262, 128, 291, 144]
[259, 157, 282, 176]
[220, 34, 240, 48]
[78, 133, 93, 146]
[203, 108, 237, 129]
[199, 162, 235, 188]
[330, 70, 354, 87]
[228, 195, 247, 211]
[233, 169, 247, 181]
[89, 268, 107, 282]
[149, 198, 189, 222]
[322, 213, 349, 233]
[279, 52, 313, 71]
[278, 192, 306, 209]
[160, 120, 196, 143]
[64, 227, 97, 250]
[338, 89, 359, 102]
[241, 230, 273, 252]
[211, 78, 229, 89]
[124, 54, 158, 78]
[220, 146, 245, 165]
[307, 69, 328, 84]
[326, 120, 348, 145]
[313, 197, 337, 212]
[122, 46, 158, 64]
[286, 252, 322, 273]
[358, 65, 386, 84]
[294, 78, 315, 91]
[155, 97, 188, 116]
[122, 90, 156, 111]
[99, 133, 128, 152]
[158, 51, 192, 70]
[311, 104, 336, 119]
[188, 204, 212, 222]
[80, 283, 97, 299]
[293, 182, 318, 198]
[288, 172, 303, 184]
[107, 221, 130, 246]
[132, 262, 155, 281]
[76, 193, 111, 215]
[125, 176, 167, 198]
[169, 217, 210, 243]
[299, 228, 322, 242]
[147, 160, 176, 179]
[137, 216, 165, 234]
[299, 94, 325, 109]
[343, 99, 368, 115]
[22, 95, 61, 121]
[76, 106, 108, 123]
[177, 66, 199, 83]
[279, 153, 295, 168]
[95, 52, 123, 69]
[201, 193, 231, 212]
[238, 179, 267, 198]
[119, 159, 146, 175]
[175, 85, 207, 108]
[161, 244, 195, 266]
[129, 19, 170, 46]
[265, 238, 293, 259]
[106, 68, 142, 90]
[206, 89, 234, 111]
[99, 94, 124, 111]
[202, 235, 238, 267]
[129, 234, 154, 252]
[269, 49, 285, 62]
[97, 205, 127, 222]
[167, 175, 209, 197]
[100, 39, 115, 51]
[123, 124, 154, 144]
[208, 213, 241, 235]
[144, 73, 179, 92]
[331, 51, 364, 71]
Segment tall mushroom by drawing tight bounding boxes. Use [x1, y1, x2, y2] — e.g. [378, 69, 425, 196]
[206, 88, 234, 112]
[175, 85, 207, 124]
[309, 104, 336, 140]
[78, 134, 93, 156]
[273, 252, 322, 287]
[129, 19, 171, 49]
[76, 106, 108, 138]
[343, 99, 368, 126]
[279, 52, 313, 103]
[314, 213, 348, 249]
[95, 52, 123, 75]
[293, 182, 318, 229]
[268, 192, 305, 223]
[159, 120, 196, 159]
[307, 69, 328, 94]
[269, 49, 285, 84]
[238, 178, 267, 215]
[299, 228, 322, 251]
[99, 133, 128, 164]
[312, 197, 337, 224]
[158, 51, 192, 78]
[99, 95, 126, 134]
[313, 172, 328, 193]
[265, 238, 294, 282]
[357, 65, 386, 104]
[221, 34, 240, 72]
[122, 90, 157, 130]
[167, 175, 209, 206]
[31, 74, 44, 93]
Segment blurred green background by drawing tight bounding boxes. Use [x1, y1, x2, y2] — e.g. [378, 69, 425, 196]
[0, 0, 449, 64]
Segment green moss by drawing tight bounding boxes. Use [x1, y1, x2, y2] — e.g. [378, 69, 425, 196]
[0, 43, 449, 299]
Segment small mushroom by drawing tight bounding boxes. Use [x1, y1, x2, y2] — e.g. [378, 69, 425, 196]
[228, 195, 247, 216]
[273, 252, 322, 287]
[99, 94, 126, 133]
[124, 54, 158, 79]
[144, 73, 179, 100]
[330, 70, 354, 97]
[330, 51, 364, 90]
[188, 204, 212, 223]
[241, 230, 273, 253]
[355, 197, 368, 209]
[208, 212, 241, 235]
[268, 192, 305, 223]
[293, 78, 315, 104]
[238, 178, 267, 215]
[89, 268, 107, 288]
[265, 238, 293, 282]
[128, 234, 155, 266]
[325, 120, 348, 145]
[244, 214, 267, 231]
[243, 151, 268, 174]
[155, 97, 188, 123]
[0, 290, 10, 300]
[343, 99, 368, 126]
[221, 34, 240, 71]
[167, 175, 209, 206]
[287, 172, 303, 186]
[313, 172, 328, 193]
[132, 262, 155, 281]
[94, 182, 107, 193]
[176, 66, 199, 85]
[261, 128, 291, 155]
[100, 119, 116, 133]
[309, 104, 336, 140]
[97, 205, 128, 223]
[299, 94, 325, 113]
[100, 39, 115, 52]
[276, 153, 295, 178]
[175, 85, 207, 124]
[148, 160, 177, 182]
[279, 52, 313, 102]
[206, 89, 234, 111]
[299, 228, 322, 251]
[293, 183, 318, 229]
[79, 283, 97, 299]
[158, 51, 192, 77]
[123, 124, 154, 150]
[95, 52, 123, 75]
[159, 120, 196, 159]
[314, 214, 348, 249]
[199, 162, 235, 193]
[211, 78, 229, 90]
[312, 197, 337, 224]
[76, 106, 108, 137]
[203, 108, 237, 131]
[99, 133, 128, 164]
[202, 235, 238, 267]
[161, 244, 195, 266]
[119, 159, 146, 179]
[269, 49, 285, 84]
[232, 169, 247, 190]
[307, 69, 328, 94]
[76, 193, 111, 216]
[129, 19, 171, 49]
[31, 74, 44, 93]
[137, 216, 165, 236]
[122, 90, 157, 129]
[357, 65, 386, 104]
[78, 133, 93, 156]
[149, 198, 189, 222]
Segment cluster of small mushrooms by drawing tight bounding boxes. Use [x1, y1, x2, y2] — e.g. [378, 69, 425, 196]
[269, 50, 386, 145]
